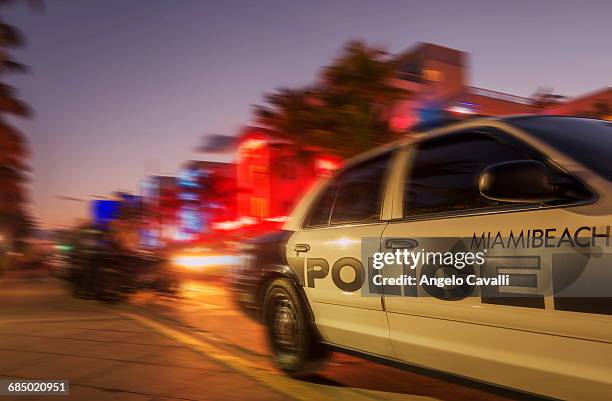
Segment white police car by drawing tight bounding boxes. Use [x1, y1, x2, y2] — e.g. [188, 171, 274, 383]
[232, 116, 612, 401]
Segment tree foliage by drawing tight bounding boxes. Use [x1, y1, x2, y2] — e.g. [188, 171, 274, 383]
[0, 4, 33, 245]
[255, 41, 405, 157]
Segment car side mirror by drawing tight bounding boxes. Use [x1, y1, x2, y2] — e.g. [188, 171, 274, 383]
[479, 160, 566, 203]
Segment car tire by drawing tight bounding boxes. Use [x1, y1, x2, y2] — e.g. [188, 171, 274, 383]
[263, 277, 328, 377]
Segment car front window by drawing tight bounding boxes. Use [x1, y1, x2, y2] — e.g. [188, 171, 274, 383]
[304, 151, 393, 227]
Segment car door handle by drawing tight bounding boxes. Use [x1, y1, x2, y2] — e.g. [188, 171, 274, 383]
[385, 238, 419, 250]
[294, 244, 310, 253]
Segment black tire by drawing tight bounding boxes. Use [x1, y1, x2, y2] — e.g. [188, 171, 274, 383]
[262, 278, 328, 377]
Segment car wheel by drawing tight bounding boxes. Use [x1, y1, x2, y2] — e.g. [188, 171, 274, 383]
[263, 278, 327, 377]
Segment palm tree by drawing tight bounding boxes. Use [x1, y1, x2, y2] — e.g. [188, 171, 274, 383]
[0, 6, 33, 249]
[255, 40, 405, 158]
[254, 87, 320, 148]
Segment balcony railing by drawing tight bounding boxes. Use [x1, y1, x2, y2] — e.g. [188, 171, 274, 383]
[467, 86, 533, 105]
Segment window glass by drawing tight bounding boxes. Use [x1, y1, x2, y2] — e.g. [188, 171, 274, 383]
[330, 153, 391, 224]
[304, 152, 392, 227]
[304, 181, 339, 227]
[510, 117, 612, 181]
[404, 132, 528, 216]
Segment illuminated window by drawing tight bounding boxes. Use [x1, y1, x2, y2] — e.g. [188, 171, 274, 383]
[423, 69, 443, 82]
[250, 197, 268, 218]
[249, 165, 267, 174]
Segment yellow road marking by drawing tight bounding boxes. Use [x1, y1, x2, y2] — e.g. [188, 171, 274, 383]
[119, 311, 438, 401]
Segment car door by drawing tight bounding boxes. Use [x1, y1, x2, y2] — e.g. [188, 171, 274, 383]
[286, 150, 395, 356]
[380, 126, 612, 398]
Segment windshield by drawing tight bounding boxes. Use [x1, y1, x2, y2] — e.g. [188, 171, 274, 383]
[510, 117, 612, 180]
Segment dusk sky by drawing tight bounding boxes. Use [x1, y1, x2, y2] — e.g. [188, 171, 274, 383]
[4, 0, 611, 228]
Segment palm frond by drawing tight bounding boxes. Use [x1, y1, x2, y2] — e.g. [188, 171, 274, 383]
[0, 22, 25, 48]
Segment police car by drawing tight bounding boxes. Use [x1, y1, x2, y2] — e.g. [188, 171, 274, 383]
[232, 116, 612, 401]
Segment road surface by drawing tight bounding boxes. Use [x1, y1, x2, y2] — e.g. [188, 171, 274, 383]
[0, 268, 541, 401]
[129, 275, 532, 401]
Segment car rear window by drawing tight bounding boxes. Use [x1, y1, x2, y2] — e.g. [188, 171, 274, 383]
[510, 117, 612, 180]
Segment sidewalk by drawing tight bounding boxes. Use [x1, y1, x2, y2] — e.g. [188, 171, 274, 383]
[0, 270, 287, 401]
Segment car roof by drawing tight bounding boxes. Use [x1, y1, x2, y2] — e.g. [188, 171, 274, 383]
[340, 115, 606, 171]
[339, 116, 503, 170]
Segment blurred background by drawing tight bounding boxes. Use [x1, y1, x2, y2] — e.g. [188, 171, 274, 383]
[1, 0, 611, 271]
[0, 1, 610, 400]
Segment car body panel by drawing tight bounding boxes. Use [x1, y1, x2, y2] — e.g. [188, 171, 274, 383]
[234, 116, 612, 401]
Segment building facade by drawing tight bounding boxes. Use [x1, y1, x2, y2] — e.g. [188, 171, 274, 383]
[389, 42, 611, 130]
[235, 127, 340, 222]
[545, 87, 612, 119]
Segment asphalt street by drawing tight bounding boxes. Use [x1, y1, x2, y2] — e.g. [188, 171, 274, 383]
[0, 268, 525, 401]
[129, 274, 523, 401]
